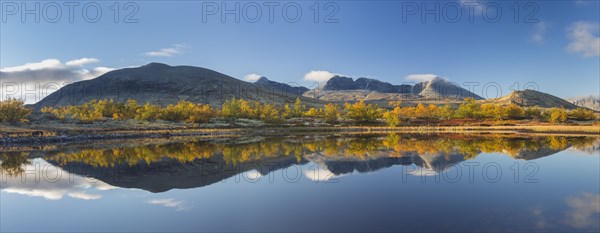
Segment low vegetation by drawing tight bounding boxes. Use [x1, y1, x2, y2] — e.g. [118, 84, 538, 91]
[36, 97, 598, 126]
[0, 98, 32, 123]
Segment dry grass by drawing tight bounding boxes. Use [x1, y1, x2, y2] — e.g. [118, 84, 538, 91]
[2, 122, 598, 142]
[391, 125, 598, 135]
[252, 125, 600, 136]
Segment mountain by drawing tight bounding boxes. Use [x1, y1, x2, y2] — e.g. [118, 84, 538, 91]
[32, 63, 319, 109]
[253, 76, 309, 96]
[307, 76, 483, 102]
[412, 77, 483, 100]
[47, 154, 306, 193]
[569, 96, 600, 111]
[323, 76, 412, 93]
[45, 137, 569, 193]
[484, 89, 580, 109]
[305, 150, 466, 175]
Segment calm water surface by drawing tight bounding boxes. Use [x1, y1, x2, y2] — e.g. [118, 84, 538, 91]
[1, 134, 599, 232]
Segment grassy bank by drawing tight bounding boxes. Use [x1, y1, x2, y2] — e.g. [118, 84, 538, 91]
[253, 125, 600, 136]
[1, 119, 598, 147]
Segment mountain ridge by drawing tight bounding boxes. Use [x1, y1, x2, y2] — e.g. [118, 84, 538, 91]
[482, 89, 581, 109]
[569, 95, 600, 111]
[322, 76, 483, 100]
[253, 76, 309, 96]
[33, 63, 319, 109]
[30, 62, 588, 111]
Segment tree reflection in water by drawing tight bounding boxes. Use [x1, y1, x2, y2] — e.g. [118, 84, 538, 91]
[42, 134, 599, 167]
[1, 134, 598, 175]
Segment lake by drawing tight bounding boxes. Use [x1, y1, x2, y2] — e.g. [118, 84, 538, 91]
[1, 133, 599, 232]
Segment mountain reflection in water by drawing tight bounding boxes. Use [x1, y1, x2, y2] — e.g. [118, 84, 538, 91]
[1, 134, 598, 193]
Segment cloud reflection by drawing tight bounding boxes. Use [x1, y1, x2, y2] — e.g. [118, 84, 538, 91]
[1, 158, 115, 200]
[565, 193, 600, 228]
[147, 198, 191, 211]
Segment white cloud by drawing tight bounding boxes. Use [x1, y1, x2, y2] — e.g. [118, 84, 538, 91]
[0, 59, 112, 82]
[144, 44, 185, 57]
[0, 59, 115, 103]
[92, 67, 116, 75]
[303, 167, 347, 182]
[93, 182, 118, 191]
[303, 70, 338, 83]
[244, 73, 263, 82]
[65, 58, 100, 66]
[74, 67, 116, 80]
[0, 59, 62, 73]
[531, 21, 548, 45]
[147, 198, 190, 211]
[68, 192, 102, 200]
[566, 21, 600, 57]
[407, 168, 439, 177]
[405, 74, 439, 82]
[244, 170, 263, 181]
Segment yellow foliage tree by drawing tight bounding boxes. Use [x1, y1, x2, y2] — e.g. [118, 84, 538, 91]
[569, 108, 597, 121]
[502, 104, 525, 120]
[323, 103, 341, 123]
[221, 98, 243, 118]
[548, 108, 567, 124]
[383, 107, 402, 127]
[135, 103, 161, 121]
[456, 97, 481, 119]
[344, 100, 383, 123]
[480, 104, 502, 120]
[259, 103, 282, 123]
[159, 100, 216, 123]
[0, 98, 31, 123]
[414, 104, 428, 119]
[304, 108, 321, 118]
[293, 98, 305, 117]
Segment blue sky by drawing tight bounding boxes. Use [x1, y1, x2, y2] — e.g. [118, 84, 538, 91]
[1, 0, 599, 103]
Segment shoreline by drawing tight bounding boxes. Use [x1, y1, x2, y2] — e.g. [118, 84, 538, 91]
[2, 124, 599, 147]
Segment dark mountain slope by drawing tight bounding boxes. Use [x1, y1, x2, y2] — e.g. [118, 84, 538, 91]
[33, 63, 319, 109]
[323, 76, 412, 93]
[254, 76, 309, 95]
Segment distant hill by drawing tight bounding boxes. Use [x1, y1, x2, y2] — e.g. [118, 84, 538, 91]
[33, 63, 320, 109]
[253, 76, 309, 96]
[307, 76, 483, 102]
[569, 96, 600, 111]
[323, 76, 412, 94]
[483, 89, 580, 109]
